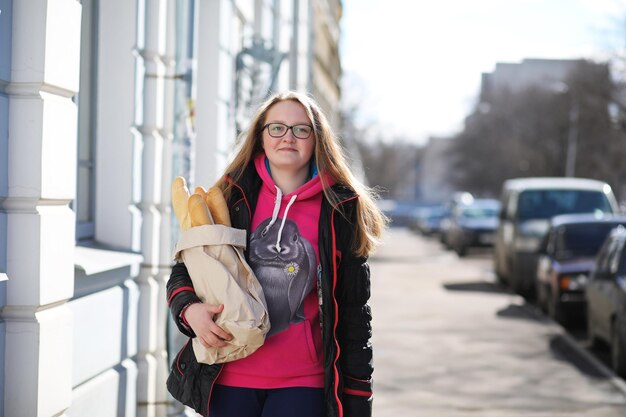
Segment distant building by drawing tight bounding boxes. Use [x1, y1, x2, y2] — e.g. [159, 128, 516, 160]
[0, 1, 343, 416]
[463, 57, 621, 197]
[480, 58, 587, 101]
[312, 0, 343, 130]
[417, 137, 455, 203]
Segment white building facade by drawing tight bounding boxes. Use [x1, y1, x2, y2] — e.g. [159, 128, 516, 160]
[0, 0, 342, 416]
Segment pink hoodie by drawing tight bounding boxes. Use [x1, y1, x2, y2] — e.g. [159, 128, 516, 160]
[217, 154, 331, 388]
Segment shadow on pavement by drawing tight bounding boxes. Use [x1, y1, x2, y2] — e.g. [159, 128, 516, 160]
[549, 334, 607, 378]
[569, 328, 613, 369]
[496, 303, 551, 323]
[496, 302, 618, 380]
[443, 280, 510, 295]
[456, 250, 494, 259]
[495, 304, 612, 379]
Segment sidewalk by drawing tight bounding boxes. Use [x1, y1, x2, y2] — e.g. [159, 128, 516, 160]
[369, 228, 626, 417]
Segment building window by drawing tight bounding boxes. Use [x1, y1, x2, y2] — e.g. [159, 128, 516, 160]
[75, 0, 98, 241]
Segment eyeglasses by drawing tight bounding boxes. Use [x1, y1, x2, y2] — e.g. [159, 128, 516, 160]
[263, 123, 313, 140]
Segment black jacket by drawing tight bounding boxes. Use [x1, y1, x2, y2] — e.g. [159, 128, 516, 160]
[166, 163, 374, 417]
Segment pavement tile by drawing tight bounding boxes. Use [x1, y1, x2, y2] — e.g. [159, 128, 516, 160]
[370, 228, 626, 417]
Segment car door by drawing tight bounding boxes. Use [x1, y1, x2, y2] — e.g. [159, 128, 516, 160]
[446, 207, 460, 248]
[536, 231, 553, 287]
[536, 230, 556, 309]
[595, 238, 623, 340]
[587, 237, 614, 340]
[495, 190, 515, 277]
[607, 238, 626, 329]
[614, 240, 626, 327]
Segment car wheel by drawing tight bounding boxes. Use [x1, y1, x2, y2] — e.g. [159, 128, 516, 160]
[510, 267, 525, 295]
[509, 257, 524, 294]
[611, 318, 626, 378]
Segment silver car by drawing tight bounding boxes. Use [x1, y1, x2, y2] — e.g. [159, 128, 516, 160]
[494, 177, 619, 296]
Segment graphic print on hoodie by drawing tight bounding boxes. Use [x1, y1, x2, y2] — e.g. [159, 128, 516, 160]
[248, 216, 316, 336]
[217, 153, 334, 389]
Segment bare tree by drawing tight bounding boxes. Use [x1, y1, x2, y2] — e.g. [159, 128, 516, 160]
[448, 61, 626, 200]
[340, 102, 421, 201]
[355, 138, 420, 200]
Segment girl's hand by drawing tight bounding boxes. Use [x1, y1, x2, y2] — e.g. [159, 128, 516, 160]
[184, 303, 233, 348]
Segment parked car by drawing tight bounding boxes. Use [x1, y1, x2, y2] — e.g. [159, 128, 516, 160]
[586, 225, 626, 378]
[494, 177, 619, 296]
[379, 200, 423, 228]
[535, 214, 626, 325]
[413, 205, 449, 236]
[445, 198, 501, 257]
[439, 192, 474, 248]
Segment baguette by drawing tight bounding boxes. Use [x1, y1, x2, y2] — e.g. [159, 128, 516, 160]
[172, 176, 192, 231]
[188, 193, 214, 227]
[194, 186, 207, 196]
[206, 186, 231, 226]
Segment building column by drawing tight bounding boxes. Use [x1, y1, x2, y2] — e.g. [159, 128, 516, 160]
[135, 0, 170, 415]
[1, 0, 81, 416]
[157, 0, 178, 413]
[195, 0, 235, 188]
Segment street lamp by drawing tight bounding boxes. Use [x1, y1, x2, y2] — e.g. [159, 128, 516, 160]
[564, 96, 579, 177]
[550, 81, 578, 177]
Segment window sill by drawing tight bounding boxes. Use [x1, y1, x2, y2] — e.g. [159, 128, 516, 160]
[74, 245, 143, 276]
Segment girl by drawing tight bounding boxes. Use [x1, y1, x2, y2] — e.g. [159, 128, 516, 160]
[166, 91, 386, 417]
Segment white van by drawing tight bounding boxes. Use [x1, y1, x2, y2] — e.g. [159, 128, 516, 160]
[494, 177, 619, 296]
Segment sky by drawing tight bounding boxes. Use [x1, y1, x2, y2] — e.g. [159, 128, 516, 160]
[340, 0, 626, 145]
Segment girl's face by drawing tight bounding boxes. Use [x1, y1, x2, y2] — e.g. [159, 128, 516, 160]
[262, 100, 316, 176]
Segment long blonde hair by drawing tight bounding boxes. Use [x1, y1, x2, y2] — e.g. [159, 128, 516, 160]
[216, 91, 387, 257]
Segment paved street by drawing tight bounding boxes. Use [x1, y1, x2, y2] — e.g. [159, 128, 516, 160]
[370, 228, 626, 417]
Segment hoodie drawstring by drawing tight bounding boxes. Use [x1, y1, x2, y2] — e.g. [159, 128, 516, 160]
[262, 186, 298, 253]
[275, 195, 298, 253]
[263, 186, 283, 235]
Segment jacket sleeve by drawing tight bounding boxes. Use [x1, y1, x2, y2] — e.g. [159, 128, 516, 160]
[167, 261, 202, 337]
[335, 218, 374, 416]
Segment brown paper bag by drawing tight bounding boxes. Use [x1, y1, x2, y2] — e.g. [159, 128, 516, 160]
[174, 224, 270, 364]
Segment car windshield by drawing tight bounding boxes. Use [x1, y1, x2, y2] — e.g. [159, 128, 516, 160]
[461, 206, 499, 219]
[555, 223, 621, 260]
[517, 189, 612, 221]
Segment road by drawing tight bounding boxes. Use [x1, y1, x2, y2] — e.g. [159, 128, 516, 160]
[369, 228, 626, 417]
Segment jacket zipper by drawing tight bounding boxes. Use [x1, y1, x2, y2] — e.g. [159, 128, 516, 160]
[330, 196, 359, 417]
[317, 264, 324, 330]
